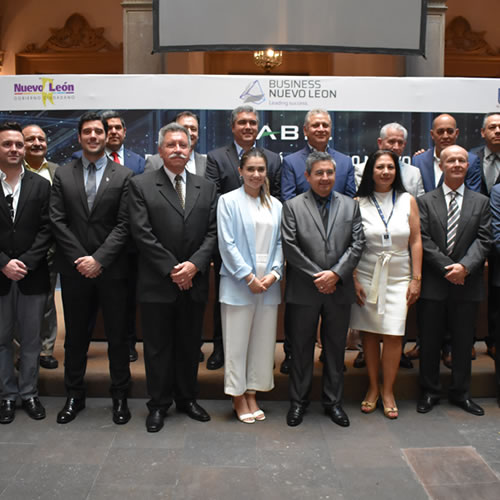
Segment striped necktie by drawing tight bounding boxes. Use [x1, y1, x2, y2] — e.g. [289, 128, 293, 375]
[86, 163, 97, 210]
[446, 191, 459, 255]
[175, 174, 185, 209]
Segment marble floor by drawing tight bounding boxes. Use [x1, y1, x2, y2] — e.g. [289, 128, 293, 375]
[1, 397, 499, 500]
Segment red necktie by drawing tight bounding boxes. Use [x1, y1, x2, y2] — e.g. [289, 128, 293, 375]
[111, 151, 120, 164]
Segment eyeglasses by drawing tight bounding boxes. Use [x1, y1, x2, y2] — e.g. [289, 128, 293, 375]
[5, 194, 14, 220]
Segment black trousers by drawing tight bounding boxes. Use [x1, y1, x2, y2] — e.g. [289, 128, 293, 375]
[288, 302, 350, 407]
[418, 298, 478, 401]
[60, 273, 130, 399]
[493, 286, 500, 389]
[141, 294, 205, 411]
[211, 253, 223, 349]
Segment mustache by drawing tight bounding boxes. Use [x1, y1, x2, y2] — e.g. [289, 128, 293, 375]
[168, 153, 188, 159]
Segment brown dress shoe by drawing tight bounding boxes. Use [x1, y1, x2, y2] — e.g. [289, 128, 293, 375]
[406, 345, 420, 360]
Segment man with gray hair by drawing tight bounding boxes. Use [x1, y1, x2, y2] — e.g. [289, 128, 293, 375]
[129, 123, 217, 432]
[282, 151, 365, 427]
[354, 122, 424, 198]
[204, 105, 282, 370]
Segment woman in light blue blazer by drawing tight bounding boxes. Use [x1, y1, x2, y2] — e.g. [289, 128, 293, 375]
[217, 149, 283, 423]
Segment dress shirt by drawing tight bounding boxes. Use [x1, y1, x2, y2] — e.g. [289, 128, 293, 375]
[106, 146, 124, 165]
[442, 182, 465, 212]
[24, 158, 51, 183]
[82, 154, 107, 191]
[234, 141, 257, 160]
[433, 148, 442, 188]
[483, 146, 500, 194]
[163, 167, 187, 201]
[185, 150, 196, 175]
[1, 166, 25, 219]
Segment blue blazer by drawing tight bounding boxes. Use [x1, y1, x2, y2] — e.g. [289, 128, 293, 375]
[217, 186, 283, 306]
[281, 145, 356, 201]
[71, 149, 145, 175]
[412, 148, 481, 193]
[490, 184, 500, 287]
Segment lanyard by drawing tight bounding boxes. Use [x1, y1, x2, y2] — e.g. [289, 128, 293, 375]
[370, 190, 396, 234]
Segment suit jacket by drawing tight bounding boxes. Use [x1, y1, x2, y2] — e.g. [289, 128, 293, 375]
[354, 160, 425, 198]
[0, 171, 51, 295]
[281, 145, 356, 201]
[217, 186, 283, 306]
[129, 169, 217, 303]
[282, 189, 365, 305]
[471, 146, 500, 196]
[50, 158, 132, 278]
[72, 149, 145, 175]
[417, 186, 491, 301]
[144, 152, 207, 177]
[412, 148, 482, 193]
[490, 184, 500, 287]
[206, 143, 282, 199]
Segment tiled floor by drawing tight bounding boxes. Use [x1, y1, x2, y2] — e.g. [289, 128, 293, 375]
[1, 397, 499, 500]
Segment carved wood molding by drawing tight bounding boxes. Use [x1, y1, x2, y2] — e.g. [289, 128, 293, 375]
[24, 13, 120, 53]
[445, 16, 497, 56]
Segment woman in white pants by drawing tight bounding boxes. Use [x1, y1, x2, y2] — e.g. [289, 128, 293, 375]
[217, 149, 283, 423]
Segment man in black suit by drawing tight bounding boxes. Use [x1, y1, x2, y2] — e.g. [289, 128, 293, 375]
[0, 122, 51, 424]
[416, 145, 491, 416]
[22, 124, 60, 370]
[281, 151, 365, 427]
[129, 122, 217, 433]
[50, 112, 132, 425]
[205, 105, 282, 370]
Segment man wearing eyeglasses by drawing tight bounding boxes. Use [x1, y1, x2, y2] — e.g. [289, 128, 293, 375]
[0, 122, 52, 424]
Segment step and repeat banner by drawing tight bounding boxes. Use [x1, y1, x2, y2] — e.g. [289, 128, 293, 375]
[0, 74, 499, 167]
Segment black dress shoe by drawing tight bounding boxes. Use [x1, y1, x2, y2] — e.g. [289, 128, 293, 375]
[57, 397, 85, 424]
[112, 398, 131, 425]
[40, 355, 58, 369]
[399, 353, 413, 369]
[0, 400, 16, 424]
[325, 404, 350, 427]
[286, 403, 305, 427]
[449, 398, 484, 416]
[129, 346, 138, 363]
[416, 393, 440, 413]
[353, 351, 366, 368]
[146, 409, 166, 432]
[206, 348, 224, 370]
[406, 345, 420, 360]
[177, 401, 210, 422]
[22, 397, 46, 420]
[280, 355, 292, 375]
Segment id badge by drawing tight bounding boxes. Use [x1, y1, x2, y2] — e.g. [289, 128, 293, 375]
[382, 232, 392, 247]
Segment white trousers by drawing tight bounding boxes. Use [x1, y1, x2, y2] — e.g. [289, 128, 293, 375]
[221, 297, 277, 396]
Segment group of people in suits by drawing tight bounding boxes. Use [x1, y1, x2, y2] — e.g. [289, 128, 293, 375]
[0, 106, 498, 430]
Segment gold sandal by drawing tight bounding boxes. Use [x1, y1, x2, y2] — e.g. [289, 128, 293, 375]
[383, 405, 399, 419]
[360, 396, 379, 414]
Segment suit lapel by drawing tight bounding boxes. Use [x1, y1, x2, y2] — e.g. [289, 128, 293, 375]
[184, 172, 200, 220]
[431, 188, 448, 234]
[157, 168, 184, 216]
[240, 189, 257, 264]
[72, 159, 89, 215]
[326, 192, 340, 238]
[304, 190, 326, 238]
[0, 188, 13, 224]
[14, 171, 34, 224]
[226, 144, 241, 187]
[454, 188, 473, 249]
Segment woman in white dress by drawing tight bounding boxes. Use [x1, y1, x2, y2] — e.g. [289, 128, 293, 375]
[217, 149, 283, 423]
[350, 150, 422, 419]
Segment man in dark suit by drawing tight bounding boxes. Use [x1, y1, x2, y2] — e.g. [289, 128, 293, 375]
[129, 123, 217, 432]
[50, 112, 132, 425]
[282, 151, 365, 427]
[416, 145, 491, 416]
[279, 109, 356, 373]
[22, 124, 59, 370]
[144, 111, 207, 177]
[471, 113, 500, 361]
[205, 105, 282, 370]
[72, 110, 145, 175]
[0, 122, 51, 424]
[489, 183, 500, 406]
[412, 113, 482, 194]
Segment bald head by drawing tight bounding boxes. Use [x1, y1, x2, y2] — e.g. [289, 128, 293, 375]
[22, 124, 47, 168]
[440, 145, 468, 190]
[431, 114, 459, 155]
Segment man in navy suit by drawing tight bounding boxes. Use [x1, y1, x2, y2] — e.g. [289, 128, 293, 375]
[412, 114, 481, 194]
[72, 111, 145, 175]
[280, 109, 356, 373]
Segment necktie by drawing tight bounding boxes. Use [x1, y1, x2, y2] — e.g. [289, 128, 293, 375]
[446, 191, 459, 255]
[86, 163, 97, 210]
[111, 151, 120, 164]
[318, 197, 329, 230]
[485, 153, 500, 194]
[175, 174, 185, 209]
